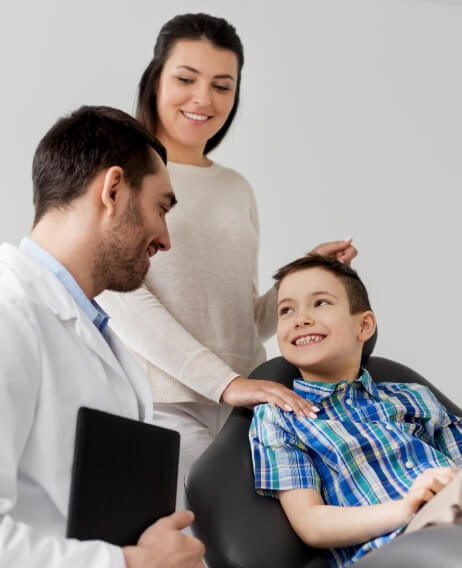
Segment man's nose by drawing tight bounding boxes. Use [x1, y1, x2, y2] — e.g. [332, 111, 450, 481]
[157, 226, 171, 252]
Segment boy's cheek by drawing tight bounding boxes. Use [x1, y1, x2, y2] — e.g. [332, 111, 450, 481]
[276, 325, 285, 346]
[278, 337, 293, 360]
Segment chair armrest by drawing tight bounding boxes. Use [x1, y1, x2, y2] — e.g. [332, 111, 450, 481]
[354, 525, 462, 567]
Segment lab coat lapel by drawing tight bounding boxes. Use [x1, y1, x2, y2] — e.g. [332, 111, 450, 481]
[72, 312, 127, 378]
[105, 328, 153, 422]
[73, 318, 152, 421]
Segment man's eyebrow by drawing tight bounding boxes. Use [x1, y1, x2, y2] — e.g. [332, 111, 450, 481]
[176, 65, 235, 81]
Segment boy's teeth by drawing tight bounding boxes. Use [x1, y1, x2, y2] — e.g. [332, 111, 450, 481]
[295, 335, 323, 345]
[182, 111, 208, 121]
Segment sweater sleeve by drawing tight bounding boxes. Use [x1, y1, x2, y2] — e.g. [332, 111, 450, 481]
[248, 185, 278, 342]
[253, 286, 277, 342]
[98, 286, 239, 403]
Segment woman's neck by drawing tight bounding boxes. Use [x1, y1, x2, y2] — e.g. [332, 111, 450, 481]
[157, 135, 212, 167]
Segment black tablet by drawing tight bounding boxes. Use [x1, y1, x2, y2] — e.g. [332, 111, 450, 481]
[66, 407, 180, 546]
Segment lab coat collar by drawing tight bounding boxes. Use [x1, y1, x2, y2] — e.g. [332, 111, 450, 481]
[0, 243, 152, 421]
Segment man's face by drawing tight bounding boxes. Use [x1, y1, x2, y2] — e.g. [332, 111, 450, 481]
[94, 158, 175, 293]
[276, 267, 366, 382]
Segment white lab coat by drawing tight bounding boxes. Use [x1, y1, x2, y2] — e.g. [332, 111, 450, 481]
[0, 243, 153, 568]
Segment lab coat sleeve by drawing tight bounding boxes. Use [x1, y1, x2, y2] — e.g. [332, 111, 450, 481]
[0, 300, 125, 568]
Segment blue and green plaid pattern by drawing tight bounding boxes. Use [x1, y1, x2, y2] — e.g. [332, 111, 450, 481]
[249, 370, 462, 567]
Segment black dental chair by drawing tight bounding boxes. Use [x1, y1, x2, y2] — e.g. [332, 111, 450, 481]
[185, 334, 462, 568]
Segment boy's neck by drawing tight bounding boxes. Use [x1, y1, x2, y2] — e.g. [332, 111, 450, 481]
[299, 362, 362, 384]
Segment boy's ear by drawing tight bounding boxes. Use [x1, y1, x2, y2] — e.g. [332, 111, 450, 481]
[358, 311, 376, 344]
[100, 166, 126, 217]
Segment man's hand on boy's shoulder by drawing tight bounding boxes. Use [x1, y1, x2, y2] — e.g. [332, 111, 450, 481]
[221, 376, 319, 418]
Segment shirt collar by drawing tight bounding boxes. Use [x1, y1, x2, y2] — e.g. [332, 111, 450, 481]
[19, 237, 109, 335]
[293, 368, 379, 402]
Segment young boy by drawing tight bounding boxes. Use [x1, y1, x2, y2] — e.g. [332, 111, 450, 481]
[249, 254, 462, 567]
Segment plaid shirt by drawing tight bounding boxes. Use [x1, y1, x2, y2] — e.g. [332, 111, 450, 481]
[249, 370, 462, 567]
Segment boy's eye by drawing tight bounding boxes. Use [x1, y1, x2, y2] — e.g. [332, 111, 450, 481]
[279, 306, 294, 316]
[315, 299, 330, 307]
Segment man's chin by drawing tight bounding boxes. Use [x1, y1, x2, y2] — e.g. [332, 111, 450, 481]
[106, 271, 147, 293]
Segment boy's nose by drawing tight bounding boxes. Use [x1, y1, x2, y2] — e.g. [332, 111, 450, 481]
[295, 315, 314, 328]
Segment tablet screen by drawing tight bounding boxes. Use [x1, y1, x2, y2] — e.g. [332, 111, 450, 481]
[66, 407, 180, 546]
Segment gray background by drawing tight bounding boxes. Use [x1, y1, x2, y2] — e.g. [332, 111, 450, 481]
[1, 0, 461, 404]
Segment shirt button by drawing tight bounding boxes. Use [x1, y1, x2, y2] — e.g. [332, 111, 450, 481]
[405, 461, 413, 469]
[385, 424, 393, 431]
[346, 399, 353, 406]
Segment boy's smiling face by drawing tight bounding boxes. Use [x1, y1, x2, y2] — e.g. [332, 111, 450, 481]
[276, 267, 376, 383]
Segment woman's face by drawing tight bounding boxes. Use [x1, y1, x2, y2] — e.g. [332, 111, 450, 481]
[155, 39, 238, 163]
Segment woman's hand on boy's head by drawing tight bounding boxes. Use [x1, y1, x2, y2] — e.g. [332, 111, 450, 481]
[309, 237, 357, 266]
[220, 376, 319, 418]
[400, 466, 457, 521]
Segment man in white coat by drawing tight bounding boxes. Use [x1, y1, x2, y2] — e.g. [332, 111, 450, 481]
[0, 106, 205, 568]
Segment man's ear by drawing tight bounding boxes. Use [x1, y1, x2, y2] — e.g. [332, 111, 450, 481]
[358, 311, 376, 344]
[100, 166, 125, 217]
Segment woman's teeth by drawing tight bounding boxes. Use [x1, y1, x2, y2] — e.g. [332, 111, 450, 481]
[182, 111, 209, 121]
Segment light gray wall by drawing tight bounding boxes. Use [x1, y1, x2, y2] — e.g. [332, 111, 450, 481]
[1, 0, 461, 404]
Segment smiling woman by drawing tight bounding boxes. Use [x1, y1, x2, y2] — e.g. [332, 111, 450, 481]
[154, 40, 238, 165]
[97, 12, 357, 511]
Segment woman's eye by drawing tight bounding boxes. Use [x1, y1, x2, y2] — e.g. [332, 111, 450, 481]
[177, 76, 193, 84]
[214, 84, 231, 92]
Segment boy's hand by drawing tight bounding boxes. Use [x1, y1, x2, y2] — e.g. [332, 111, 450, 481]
[399, 467, 457, 523]
[309, 237, 357, 266]
[220, 376, 319, 418]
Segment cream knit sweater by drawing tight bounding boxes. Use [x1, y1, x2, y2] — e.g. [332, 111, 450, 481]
[98, 161, 277, 404]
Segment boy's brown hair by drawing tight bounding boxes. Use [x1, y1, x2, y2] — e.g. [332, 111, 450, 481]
[273, 254, 372, 314]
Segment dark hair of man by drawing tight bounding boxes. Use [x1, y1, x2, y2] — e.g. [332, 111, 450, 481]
[32, 105, 167, 226]
[136, 12, 244, 155]
[273, 254, 372, 314]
